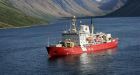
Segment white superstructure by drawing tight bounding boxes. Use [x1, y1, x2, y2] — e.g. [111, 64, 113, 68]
[62, 16, 112, 47]
[62, 16, 91, 46]
[79, 25, 90, 46]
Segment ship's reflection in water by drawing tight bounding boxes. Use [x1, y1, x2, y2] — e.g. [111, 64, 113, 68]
[48, 48, 117, 75]
[79, 49, 117, 74]
[80, 49, 117, 64]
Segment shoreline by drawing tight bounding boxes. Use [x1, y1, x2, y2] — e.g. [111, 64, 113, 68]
[0, 19, 60, 30]
[0, 23, 49, 30]
[0, 19, 66, 30]
[1, 17, 139, 30]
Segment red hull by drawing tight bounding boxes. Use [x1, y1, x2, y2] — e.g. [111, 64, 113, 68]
[47, 39, 118, 57]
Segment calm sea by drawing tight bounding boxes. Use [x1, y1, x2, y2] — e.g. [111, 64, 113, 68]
[0, 17, 140, 75]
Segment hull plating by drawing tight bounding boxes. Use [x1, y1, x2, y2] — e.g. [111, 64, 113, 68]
[47, 39, 118, 57]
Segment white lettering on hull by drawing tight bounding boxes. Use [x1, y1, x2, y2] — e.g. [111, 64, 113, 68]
[81, 46, 87, 51]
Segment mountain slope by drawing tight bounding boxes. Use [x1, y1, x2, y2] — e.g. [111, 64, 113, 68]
[0, 0, 128, 28]
[9, 0, 126, 17]
[0, 0, 48, 28]
[106, 0, 140, 17]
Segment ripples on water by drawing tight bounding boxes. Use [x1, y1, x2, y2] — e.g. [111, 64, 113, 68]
[0, 17, 140, 75]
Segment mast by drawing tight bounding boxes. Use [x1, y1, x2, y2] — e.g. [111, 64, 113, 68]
[91, 17, 94, 35]
[71, 16, 77, 33]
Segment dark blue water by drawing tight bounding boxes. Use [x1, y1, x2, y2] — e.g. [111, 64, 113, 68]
[0, 17, 140, 75]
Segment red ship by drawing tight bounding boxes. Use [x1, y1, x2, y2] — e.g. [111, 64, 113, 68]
[46, 16, 118, 58]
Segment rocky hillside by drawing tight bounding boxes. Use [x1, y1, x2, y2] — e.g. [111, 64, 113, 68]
[0, 0, 127, 28]
[9, 0, 126, 17]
